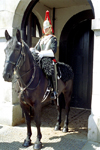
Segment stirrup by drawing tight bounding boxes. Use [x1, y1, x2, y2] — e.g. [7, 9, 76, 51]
[50, 91, 57, 100]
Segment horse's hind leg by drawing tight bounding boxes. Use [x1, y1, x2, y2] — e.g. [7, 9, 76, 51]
[21, 103, 32, 147]
[63, 97, 70, 133]
[34, 105, 42, 150]
[63, 80, 73, 133]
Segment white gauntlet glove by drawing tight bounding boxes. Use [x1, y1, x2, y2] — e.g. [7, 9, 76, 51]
[30, 47, 39, 55]
[38, 50, 54, 59]
[38, 51, 44, 58]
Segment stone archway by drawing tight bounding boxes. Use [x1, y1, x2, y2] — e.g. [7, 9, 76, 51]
[12, 0, 39, 33]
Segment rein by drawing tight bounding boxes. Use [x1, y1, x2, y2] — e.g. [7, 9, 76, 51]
[16, 64, 41, 91]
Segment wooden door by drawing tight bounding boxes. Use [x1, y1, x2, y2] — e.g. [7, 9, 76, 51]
[60, 20, 93, 109]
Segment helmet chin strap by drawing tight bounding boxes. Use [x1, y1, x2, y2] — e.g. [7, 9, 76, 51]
[45, 27, 52, 35]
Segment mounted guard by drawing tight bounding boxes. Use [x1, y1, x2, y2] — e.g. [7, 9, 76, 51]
[30, 10, 58, 100]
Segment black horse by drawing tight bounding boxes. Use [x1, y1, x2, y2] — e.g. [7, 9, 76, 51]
[3, 30, 73, 150]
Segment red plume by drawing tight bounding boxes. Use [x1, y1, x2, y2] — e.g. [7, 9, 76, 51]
[45, 10, 51, 25]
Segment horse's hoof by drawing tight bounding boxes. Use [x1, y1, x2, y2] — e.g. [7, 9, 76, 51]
[62, 127, 68, 133]
[23, 139, 31, 147]
[34, 142, 42, 150]
[54, 125, 61, 131]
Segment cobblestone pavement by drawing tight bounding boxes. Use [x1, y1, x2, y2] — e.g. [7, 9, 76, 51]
[0, 104, 91, 150]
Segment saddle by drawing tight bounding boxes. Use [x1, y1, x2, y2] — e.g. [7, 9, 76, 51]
[41, 57, 74, 82]
[40, 57, 74, 102]
[33, 52, 74, 82]
[33, 55, 74, 101]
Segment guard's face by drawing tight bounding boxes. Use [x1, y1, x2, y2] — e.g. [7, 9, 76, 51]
[44, 27, 51, 35]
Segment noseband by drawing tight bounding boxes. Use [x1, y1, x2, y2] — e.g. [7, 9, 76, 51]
[15, 49, 26, 70]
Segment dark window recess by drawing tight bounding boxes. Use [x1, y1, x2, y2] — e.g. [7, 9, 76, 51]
[24, 12, 42, 47]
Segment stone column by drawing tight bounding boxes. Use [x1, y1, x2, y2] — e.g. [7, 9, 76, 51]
[0, 19, 24, 126]
[0, 39, 25, 126]
[0, 0, 26, 125]
[0, 28, 24, 126]
[88, 19, 100, 142]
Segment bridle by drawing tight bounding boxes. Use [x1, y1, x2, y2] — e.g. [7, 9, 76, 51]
[5, 42, 25, 70]
[5, 41, 41, 91]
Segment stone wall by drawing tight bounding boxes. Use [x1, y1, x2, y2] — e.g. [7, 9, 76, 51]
[0, 0, 26, 126]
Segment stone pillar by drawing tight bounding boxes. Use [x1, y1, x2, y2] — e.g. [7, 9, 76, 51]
[88, 19, 100, 142]
[0, 0, 25, 125]
[0, 28, 24, 126]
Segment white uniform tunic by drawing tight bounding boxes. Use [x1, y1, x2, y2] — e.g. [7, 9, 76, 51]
[34, 34, 57, 58]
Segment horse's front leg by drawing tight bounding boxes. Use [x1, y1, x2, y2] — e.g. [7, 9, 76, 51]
[34, 105, 42, 150]
[54, 99, 62, 131]
[20, 103, 32, 147]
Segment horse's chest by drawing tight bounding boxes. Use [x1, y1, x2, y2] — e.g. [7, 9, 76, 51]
[19, 90, 33, 105]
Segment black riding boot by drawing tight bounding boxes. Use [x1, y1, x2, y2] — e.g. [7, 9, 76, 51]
[51, 63, 58, 100]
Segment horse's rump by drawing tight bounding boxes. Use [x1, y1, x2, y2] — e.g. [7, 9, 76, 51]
[57, 62, 74, 82]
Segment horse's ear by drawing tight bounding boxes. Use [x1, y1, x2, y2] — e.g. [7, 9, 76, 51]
[5, 30, 11, 41]
[16, 29, 21, 42]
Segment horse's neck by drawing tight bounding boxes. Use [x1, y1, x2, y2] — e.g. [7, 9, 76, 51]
[17, 49, 34, 87]
[17, 44, 47, 89]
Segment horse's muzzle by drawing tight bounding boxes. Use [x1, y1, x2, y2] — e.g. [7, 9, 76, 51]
[3, 72, 13, 82]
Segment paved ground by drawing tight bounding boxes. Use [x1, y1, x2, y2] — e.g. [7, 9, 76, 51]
[0, 103, 100, 150]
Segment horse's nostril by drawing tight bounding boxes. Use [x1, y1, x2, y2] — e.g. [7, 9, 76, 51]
[7, 73, 11, 79]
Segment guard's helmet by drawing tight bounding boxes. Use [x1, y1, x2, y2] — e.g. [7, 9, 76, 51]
[43, 19, 52, 30]
[43, 10, 54, 33]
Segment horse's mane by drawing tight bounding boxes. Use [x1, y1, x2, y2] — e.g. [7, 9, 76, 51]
[22, 40, 33, 60]
[22, 40, 39, 67]
[23, 41, 41, 67]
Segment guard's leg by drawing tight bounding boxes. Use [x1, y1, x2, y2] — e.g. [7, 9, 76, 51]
[51, 62, 58, 99]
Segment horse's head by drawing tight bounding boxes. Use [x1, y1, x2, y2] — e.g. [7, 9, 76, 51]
[3, 29, 23, 82]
